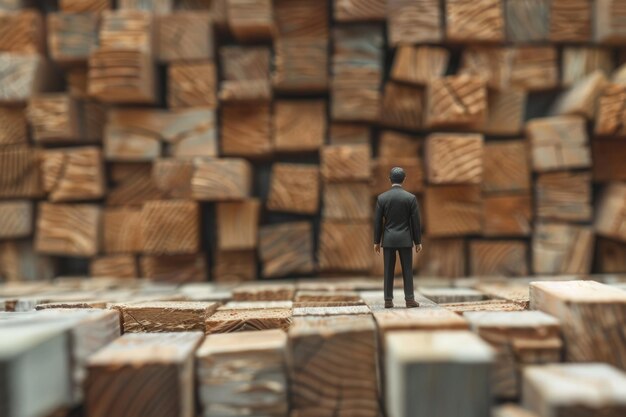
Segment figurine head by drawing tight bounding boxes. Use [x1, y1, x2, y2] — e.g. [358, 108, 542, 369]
[389, 167, 406, 184]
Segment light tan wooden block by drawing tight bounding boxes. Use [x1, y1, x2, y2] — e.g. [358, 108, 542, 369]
[0, 53, 55, 104]
[493, 404, 539, 417]
[510, 47, 558, 91]
[536, 171, 592, 222]
[90, 255, 138, 278]
[483, 194, 532, 237]
[213, 250, 256, 282]
[157, 12, 212, 62]
[596, 183, 626, 243]
[425, 133, 484, 185]
[551, 70, 608, 119]
[27, 94, 80, 143]
[532, 222, 594, 274]
[0, 145, 41, 198]
[549, 0, 591, 42]
[140, 254, 206, 283]
[505, 0, 549, 42]
[47, 12, 99, 64]
[381, 82, 424, 131]
[107, 163, 163, 206]
[562, 47, 613, 87]
[446, 0, 505, 42]
[371, 158, 424, 195]
[99, 10, 154, 53]
[334, 0, 385, 21]
[483, 140, 530, 194]
[320, 144, 371, 183]
[387, 0, 442, 45]
[272, 39, 329, 93]
[191, 158, 252, 201]
[59, 0, 111, 13]
[273, 100, 325, 152]
[0, 106, 28, 145]
[152, 158, 193, 199]
[469, 240, 529, 277]
[221, 103, 272, 157]
[0, 200, 33, 239]
[329, 124, 369, 145]
[226, 0, 274, 42]
[41, 146, 105, 202]
[595, 84, 626, 137]
[417, 238, 466, 278]
[425, 75, 487, 129]
[115, 301, 218, 332]
[484, 89, 526, 136]
[219, 46, 271, 102]
[167, 62, 217, 110]
[391, 45, 449, 86]
[526, 116, 591, 172]
[216, 199, 260, 250]
[319, 221, 371, 272]
[0, 9, 44, 54]
[259, 222, 315, 278]
[378, 131, 421, 159]
[425, 185, 482, 237]
[267, 163, 320, 215]
[141, 200, 200, 255]
[35, 202, 101, 257]
[206, 308, 292, 333]
[103, 207, 143, 253]
[323, 182, 371, 220]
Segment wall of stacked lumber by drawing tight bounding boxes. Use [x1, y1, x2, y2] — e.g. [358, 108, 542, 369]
[3, 1, 626, 282]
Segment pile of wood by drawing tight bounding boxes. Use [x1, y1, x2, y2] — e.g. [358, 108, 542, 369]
[3, 1, 626, 284]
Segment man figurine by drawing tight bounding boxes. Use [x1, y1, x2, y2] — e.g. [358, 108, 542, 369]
[374, 167, 422, 309]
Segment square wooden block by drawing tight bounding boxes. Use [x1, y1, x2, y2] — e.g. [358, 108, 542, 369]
[99, 10, 154, 52]
[27, 94, 80, 143]
[597, 238, 626, 273]
[470, 240, 529, 277]
[272, 39, 329, 93]
[0, 145, 41, 198]
[259, 222, 315, 278]
[0, 200, 33, 239]
[107, 163, 163, 206]
[36, 202, 101, 256]
[219, 46, 271, 102]
[90, 255, 138, 278]
[226, 0, 274, 42]
[532, 222, 594, 274]
[505, 0, 549, 42]
[417, 238, 466, 278]
[206, 308, 293, 334]
[140, 254, 207, 283]
[536, 171, 592, 222]
[47, 12, 99, 64]
[191, 158, 252, 201]
[378, 131, 421, 159]
[59, 0, 112, 13]
[115, 301, 219, 333]
[483, 194, 532, 237]
[484, 89, 526, 136]
[483, 140, 530, 194]
[221, 103, 272, 157]
[387, 0, 443, 45]
[216, 199, 260, 250]
[318, 221, 372, 272]
[562, 47, 613, 87]
[267, 163, 320, 215]
[321, 144, 371, 183]
[323, 182, 371, 220]
[550, 0, 591, 42]
[167, 62, 217, 109]
[426, 75, 487, 129]
[425, 186, 483, 237]
[213, 250, 257, 282]
[0, 106, 28, 146]
[157, 12, 212, 62]
[446, 0, 505, 42]
[425, 133, 484, 185]
[391, 45, 449, 86]
[41, 146, 105, 202]
[0, 9, 45, 54]
[103, 207, 143, 253]
[381, 82, 424, 131]
[141, 200, 200, 254]
[273, 100, 325, 152]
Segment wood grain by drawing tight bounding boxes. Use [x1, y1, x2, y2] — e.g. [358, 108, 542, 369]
[216, 199, 260, 250]
[484, 89, 526, 136]
[107, 163, 164, 206]
[318, 221, 372, 272]
[505, 0, 549, 42]
[47, 12, 98, 64]
[323, 182, 371, 220]
[140, 200, 200, 255]
[469, 240, 529, 277]
[219, 46, 271, 102]
[152, 158, 193, 199]
[532, 222, 594, 274]
[510, 47, 558, 91]
[596, 84, 626, 137]
[549, 0, 591, 42]
[273, 100, 325, 152]
[536, 171, 592, 222]
[446, 0, 505, 42]
[103, 207, 143, 253]
[387, 0, 442, 45]
[378, 131, 421, 159]
[167, 62, 217, 110]
[59, 0, 111, 12]
[90, 255, 138, 278]
[595, 0, 626, 43]
[551, 70, 608, 119]
[41, 147, 105, 202]
[0, 53, 52, 104]
[0, 200, 33, 239]
[259, 222, 315, 278]
[0, 145, 41, 198]
[562, 47, 613, 87]
[99, 10, 154, 52]
[157, 12, 212, 62]
[0, 106, 27, 145]
[115, 301, 218, 332]
[417, 238, 466, 278]
[0, 241, 56, 282]
[35, 202, 101, 257]
[391, 45, 449, 86]
[232, 283, 295, 301]
[425, 75, 487, 129]
[140, 254, 206, 283]
[320, 144, 371, 182]
[483, 194, 532, 237]
[191, 158, 252, 201]
[267, 163, 320, 214]
[213, 250, 257, 282]
[381, 82, 424, 130]
[221, 103, 272, 157]
[425, 133, 484, 185]
[424, 185, 483, 237]
[334, 0, 386, 22]
[596, 182, 626, 242]
[274, 0, 328, 38]
[598, 238, 626, 273]
[206, 308, 292, 333]
[0, 9, 44, 54]
[27, 94, 80, 143]
[226, 0, 274, 42]
[273, 38, 329, 93]
[483, 140, 530, 193]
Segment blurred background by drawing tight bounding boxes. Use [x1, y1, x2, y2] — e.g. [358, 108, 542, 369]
[1, 0, 625, 283]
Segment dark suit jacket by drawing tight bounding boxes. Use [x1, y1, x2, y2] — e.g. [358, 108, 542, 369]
[374, 186, 422, 248]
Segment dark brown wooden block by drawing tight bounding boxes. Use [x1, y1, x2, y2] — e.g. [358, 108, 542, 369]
[387, 0, 443, 45]
[273, 100, 325, 152]
[596, 183, 626, 243]
[425, 75, 487, 129]
[191, 158, 252, 201]
[221, 103, 271, 157]
[206, 308, 292, 333]
[226, 0, 274, 42]
[425, 133, 484, 185]
[329, 124, 370, 145]
[66, 67, 88, 98]
[323, 182, 371, 220]
[216, 200, 260, 250]
[140, 254, 206, 282]
[213, 250, 256, 282]
[273, 39, 329, 93]
[167, 62, 217, 110]
[0, 9, 44, 54]
[484, 89, 526, 136]
[27, 94, 80, 143]
[318, 221, 371, 272]
[141, 200, 199, 255]
[331, 25, 383, 122]
[115, 301, 218, 332]
[378, 131, 421, 159]
[536, 171, 592, 222]
[85, 333, 203, 417]
[0, 106, 27, 145]
[592, 139, 626, 182]
[320, 144, 371, 183]
[107, 163, 164, 206]
[446, 0, 505, 42]
[470, 240, 529, 277]
[157, 12, 212, 62]
[372, 158, 424, 195]
[90, 255, 138, 278]
[41, 147, 105, 202]
[526, 116, 591, 172]
[425, 185, 482, 237]
[274, 0, 328, 38]
[532, 222, 594, 274]
[483, 140, 530, 194]
[0, 200, 33, 239]
[0, 145, 41, 198]
[381, 82, 424, 131]
[103, 207, 143, 254]
[59, 0, 111, 13]
[484, 194, 532, 237]
[219, 46, 271, 102]
[47, 12, 98, 64]
[259, 222, 315, 278]
[267, 163, 320, 215]
[35, 202, 101, 257]
[505, 0, 549, 42]
[597, 238, 626, 273]
[549, 0, 591, 42]
[390, 45, 449, 86]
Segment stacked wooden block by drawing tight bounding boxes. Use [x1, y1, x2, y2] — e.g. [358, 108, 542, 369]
[4, 1, 626, 282]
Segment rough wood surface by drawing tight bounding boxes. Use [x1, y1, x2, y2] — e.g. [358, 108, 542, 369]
[483, 194, 532, 237]
[90, 255, 138, 278]
[425, 133, 484, 185]
[27, 94, 80, 143]
[213, 250, 257, 282]
[596, 84, 626, 137]
[380, 82, 423, 131]
[191, 158, 252, 201]
[550, 0, 591, 42]
[273, 100, 325, 152]
[259, 222, 315, 278]
[140, 254, 206, 283]
[505, 0, 549, 42]
[391, 45, 449, 86]
[378, 131, 420, 158]
[140, 200, 200, 255]
[321, 144, 371, 182]
[35, 202, 101, 257]
[221, 103, 272, 157]
[267, 163, 320, 215]
[59, 0, 111, 12]
[595, 0, 626, 43]
[0, 9, 44, 54]
[196, 329, 288, 417]
[0, 200, 33, 239]
[294, 290, 362, 303]
[551, 70, 608, 119]
[596, 183, 626, 242]
[318, 221, 372, 272]
[536, 171, 592, 222]
[157, 12, 212, 62]
[152, 159, 193, 199]
[323, 182, 371, 220]
[85, 332, 202, 417]
[273, 39, 329, 93]
[226, 0, 274, 42]
[206, 308, 292, 333]
[446, 0, 504, 42]
[107, 163, 163, 206]
[470, 240, 529, 277]
[532, 223, 594, 275]
[47, 13, 98, 64]
[526, 116, 591, 172]
[442, 300, 526, 314]
[0, 106, 27, 145]
[418, 238, 466, 278]
[484, 89, 526, 136]
[219, 301, 292, 311]
[167, 62, 217, 110]
[232, 283, 295, 301]
[0, 53, 52, 104]
[387, 0, 442, 45]
[219, 46, 271, 102]
[425, 75, 487, 129]
[474, 281, 531, 307]
[274, 0, 328, 39]
[419, 287, 485, 304]
[334, 0, 386, 22]
[216, 199, 260, 250]
[103, 207, 143, 253]
[530, 280, 626, 368]
[425, 186, 482, 237]
[289, 315, 380, 417]
[293, 304, 369, 316]
[114, 301, 218, 332]
[482, 140, 531, 194]
[41, 147, 105, 202]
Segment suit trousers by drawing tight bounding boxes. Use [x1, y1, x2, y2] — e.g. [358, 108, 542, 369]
[383, 247, 415, 301]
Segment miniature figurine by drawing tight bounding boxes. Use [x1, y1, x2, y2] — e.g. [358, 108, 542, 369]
[374, 167, 422, 309]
